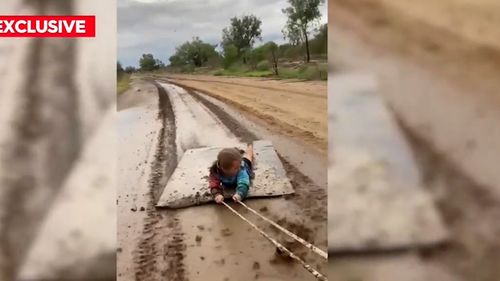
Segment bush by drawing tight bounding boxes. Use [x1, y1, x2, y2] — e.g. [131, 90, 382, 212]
[245, 70, 273, 77]
[256, 60, 270, 71]
[298, 64, 309, 73]
[227, 62, 250, 73]
[277, 63, 327, 81]
[213, 69, 224, 76]
[180, 64, 195, 73]
[223, 44, 239, 69]
[301, 64, 328, 80]
[117, 73, 131, 95]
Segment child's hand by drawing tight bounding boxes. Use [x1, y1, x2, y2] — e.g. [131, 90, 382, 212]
[214, 194, 224, 204]
[232, 193, 242, 202]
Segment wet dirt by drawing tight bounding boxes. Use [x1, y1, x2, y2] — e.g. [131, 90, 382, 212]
[329, 1, 500, 280]
[193, 92, 327, 189]
[0, 0, 117, 279]
[161, 75, 327, 152]
[117, 80, 185, 281]
[117, 79, 157, 111]
[185, 87, 327, 221]
[180, 84, 326, 280]
[195, 235, 202, 243]
[0, 12, 79, 281]
[270, 218, 316, 265]
[220, 228, 233, 237]
[132, 81, 185, 281]
[332, 0, 500, 198]
[400, 121, 500, 281]
[118, 77, 327, 280]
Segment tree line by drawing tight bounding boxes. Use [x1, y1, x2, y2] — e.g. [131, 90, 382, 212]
[118, 0, 326, 74]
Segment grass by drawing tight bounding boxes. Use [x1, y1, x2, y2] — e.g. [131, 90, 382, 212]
[117, 73, 131, 95]
[277, 63, 328, 80]
[211, 62, 327, 80]
[213, 68, 273, 77]
[157, 59, 328, 81]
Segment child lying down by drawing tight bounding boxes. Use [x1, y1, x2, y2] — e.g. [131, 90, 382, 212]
[208, 143, 254, 203]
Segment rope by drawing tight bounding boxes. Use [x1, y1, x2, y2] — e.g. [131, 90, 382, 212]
[222, 201, 327, 281]
[238, 201, 328, 259]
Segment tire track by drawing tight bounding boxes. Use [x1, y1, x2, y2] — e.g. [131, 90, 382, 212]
[163, 76, 326, 99]
[0, 0, 79, 278]
[162, 79, 327, 151]
[185, 86, 327, 262]
[133, 81, 186, 281]
[132, 79, 326, 280]
[399, 118, 500, 281]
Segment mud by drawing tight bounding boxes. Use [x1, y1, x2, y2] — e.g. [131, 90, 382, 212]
[189, 85, 326, 273]
[0, 0, 117, 278]
[119, 77, 327, 280]
[0, 8, 78, 281]
[399, 120, 500, 281]
[132, 81, 186, 281]
[195, 235, 202, 243]
[275, 219, 313, 243]
[162, 77, 327, 152]
[117, 79, 158, 111]
[329, 1, 500, 279]
[186, 86, 327, 228]
[281, 158, 327, 225]
[333, 0, 500, 198]
[189, 85, 326, 236]
[197, 93, 327, 188]
[220, 228, 233, 237]
[253, 261, 260, 270]
[178, 85, 257, 143]
[270, 217, 317, 266]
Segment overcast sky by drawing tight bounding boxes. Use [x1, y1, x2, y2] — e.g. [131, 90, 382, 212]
[118, 0, 327, 67]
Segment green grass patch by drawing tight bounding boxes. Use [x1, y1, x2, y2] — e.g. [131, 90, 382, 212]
[117, 73, 131, 95]
[212, 67, 272, 78]
[245, 70, 274, 77]
[277, 63, 327, 80]
[211, 62, 327, 81]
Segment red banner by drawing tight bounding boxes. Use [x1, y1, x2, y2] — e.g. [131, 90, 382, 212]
[0, 15, 95, 37]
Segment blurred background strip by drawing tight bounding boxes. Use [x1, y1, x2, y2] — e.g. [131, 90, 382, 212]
[0, 0, 116, 280]
[329, 0, 500, 280]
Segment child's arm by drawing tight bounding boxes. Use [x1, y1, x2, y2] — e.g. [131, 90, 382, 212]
[208, 172, 222, 196]
[235, 169, 250, 199]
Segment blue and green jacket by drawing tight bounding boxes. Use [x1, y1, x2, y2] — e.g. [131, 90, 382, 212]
[208, 160, 252, 199]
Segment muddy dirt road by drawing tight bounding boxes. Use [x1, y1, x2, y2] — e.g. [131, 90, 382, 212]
[117, 76, 327, 280]
[329, 0, 500, 280]
[158, 74, 327, 152]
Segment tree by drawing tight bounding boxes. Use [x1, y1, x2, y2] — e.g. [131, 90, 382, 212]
[222, 15, 262, 63]
[222, 44, 239, 69]
[169, 54, 184, 67]
[139, 53, 162, 71]
[155, 59, 165, 69]
[310, 23, 327, 55]
[282, 0, 325, 62]
[125, 66, 136, 73]
[249, 42, 280, 75]
[117, 61, 124, 77]
[248, 46, 266, 69]
[169, 37, 218, 67]
[267, 42, 279, 75]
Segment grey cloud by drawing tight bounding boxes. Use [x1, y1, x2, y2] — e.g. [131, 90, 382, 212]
[118, 0, 326, 67]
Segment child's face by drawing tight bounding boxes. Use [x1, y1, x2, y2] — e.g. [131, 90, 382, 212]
[222, 160, 240, 177]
